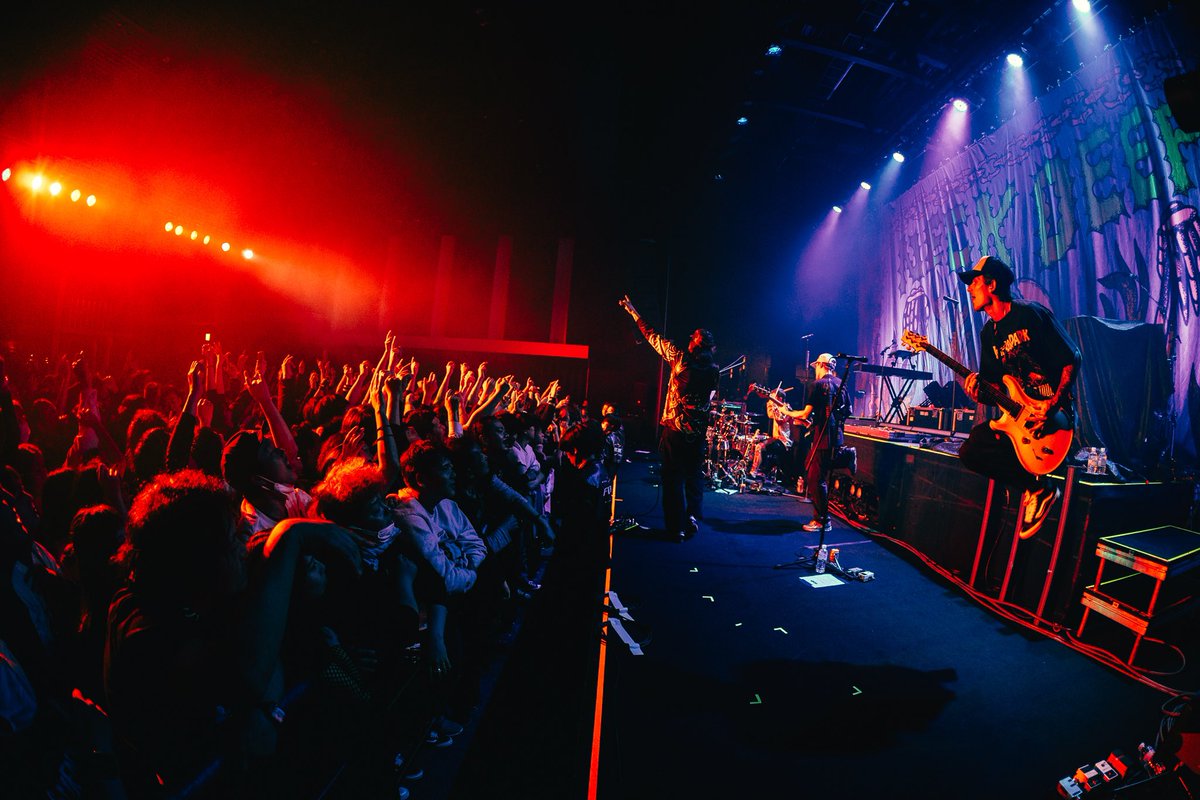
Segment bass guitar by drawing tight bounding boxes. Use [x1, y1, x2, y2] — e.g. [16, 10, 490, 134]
[900, 330, 1072, 475]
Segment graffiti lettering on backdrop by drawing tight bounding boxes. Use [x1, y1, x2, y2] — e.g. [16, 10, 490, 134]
[872, 8, 1200, 462]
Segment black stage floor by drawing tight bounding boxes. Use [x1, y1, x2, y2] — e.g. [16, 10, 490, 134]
[590, 459, 1200, 800]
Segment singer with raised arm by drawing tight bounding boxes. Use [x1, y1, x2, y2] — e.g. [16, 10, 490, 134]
[772, 353, 852, 533]
[917, 255, 1080, 540]
[619, 294, 719, 542]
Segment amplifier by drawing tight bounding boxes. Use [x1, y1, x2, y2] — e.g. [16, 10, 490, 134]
[907, 406, 946, 430]
[952, 408, 976, 434]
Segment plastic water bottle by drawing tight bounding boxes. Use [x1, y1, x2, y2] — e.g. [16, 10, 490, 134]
[815, 544, 828, 574]
[1087, 447, 1098, 474]
[1098, 447, 1108, 475]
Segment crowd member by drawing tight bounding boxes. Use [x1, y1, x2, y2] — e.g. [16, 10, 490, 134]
[104, 469, 361, 791]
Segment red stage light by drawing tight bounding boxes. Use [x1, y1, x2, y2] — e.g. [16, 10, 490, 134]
[221, 242, 230, 251]
[241, 248, 254, 260]
[174, 225, 183, 235]
[202, 235, 211, 244]
[190, 230, 198, 240]
[70, 189, 81, 202]
[2, 168, 11, 181]
[165, 221, 174, 231]
[85, 195, 96, 206]
[30, 175, 43, 191]
[48, 181, 62, 196]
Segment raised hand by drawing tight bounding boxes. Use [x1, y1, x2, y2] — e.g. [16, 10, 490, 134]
[187, 360, 204, 393]
[245, 372, 272, 406]
[196, 397, 214, 428]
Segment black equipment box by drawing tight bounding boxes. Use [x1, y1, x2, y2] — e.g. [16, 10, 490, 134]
[907, 406, 946, 430]
[952, 408, 975, 434]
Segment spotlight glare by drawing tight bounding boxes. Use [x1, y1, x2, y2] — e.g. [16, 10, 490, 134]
[860, 181, 871, 190]
[30, 175, 43, 191]
[190, 230, 198, 240]
[1006, 52, 1024, 68]
[1071, 0, 1091, 12]
[48, 181, 62, 196]
[1, 168, 9, 181]
[174, 225, 184, 236]
[892, 151, 905, 163]
[241, 248, 254, 260]
[766, 44, 783, 57]
[952, 98, 969, 112]
[736, 116, 749, 126]
[70, 189, 81, 202]
[202, 235, 211, 245]
[833, 205, 843, 214]
[85, 194, 96, 207]
[221, 242, 230, 252]
[165, 221, 174, 231]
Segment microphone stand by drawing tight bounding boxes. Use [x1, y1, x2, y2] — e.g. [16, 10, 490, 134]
[775, 358, 857, 574]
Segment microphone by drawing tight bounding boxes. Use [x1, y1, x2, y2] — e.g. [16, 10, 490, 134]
[799, 333, 814, 340]
[943, 295, 959, 305]
[836, 353, 869, 362]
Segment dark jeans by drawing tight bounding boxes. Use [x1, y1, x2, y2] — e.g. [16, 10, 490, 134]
[957, 423, 1041, 493]
[804, 446, 832, 523]
[659, 426, 705, 533]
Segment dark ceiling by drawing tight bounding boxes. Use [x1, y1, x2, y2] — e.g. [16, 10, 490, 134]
[0, 0, 1187, 342]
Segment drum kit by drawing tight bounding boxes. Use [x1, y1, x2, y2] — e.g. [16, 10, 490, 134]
[703, 402, 771, 490]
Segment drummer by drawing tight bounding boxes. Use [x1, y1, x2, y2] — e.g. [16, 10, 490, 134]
[748, 384, 799, 482]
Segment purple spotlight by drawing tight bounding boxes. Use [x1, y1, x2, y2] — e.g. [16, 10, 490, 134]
[833, 205, 843, 214]
[1006, 52, 1024, 68]
[951, 98, 969, 113]
[860, 181, 871, 191]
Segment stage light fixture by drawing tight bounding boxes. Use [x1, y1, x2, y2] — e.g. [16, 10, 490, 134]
[48, 181, 62, 196]
[202, 235, 210, 245]
[242, 248, 254, 260]
[952, 98, 969, 112]
[766, 44, 783, 57]
[736, 116, 748, 126]
[892, 151, 905, 163]
[85, 195, 95, 207]
[165, 221, 174, 232]
[30, 175, 43, 191]
[860, 181, 871, 190]
[1, 168, 9, 181]
[174, 225, 184, 235]
[221, 242, 230, 252]
[833, 205, 843, 213]
[70, 189, 81, 202]
[1006, 52, 1024, 67]
[190, 230, 198, 240]
[1071, 0, 1091, 12]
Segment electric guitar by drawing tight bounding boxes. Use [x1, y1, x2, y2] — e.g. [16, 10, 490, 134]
[900, 330, 1073, 475]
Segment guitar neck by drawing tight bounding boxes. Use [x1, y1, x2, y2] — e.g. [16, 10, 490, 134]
[920, 343, 1021, 417]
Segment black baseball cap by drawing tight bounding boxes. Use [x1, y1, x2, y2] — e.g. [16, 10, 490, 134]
[956, 255, 1015, 288]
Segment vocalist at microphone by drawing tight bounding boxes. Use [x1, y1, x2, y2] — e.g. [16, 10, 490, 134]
[836, 353, 869, 362]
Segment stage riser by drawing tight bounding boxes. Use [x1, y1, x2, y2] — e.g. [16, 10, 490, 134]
[840, 433, 1193, 624]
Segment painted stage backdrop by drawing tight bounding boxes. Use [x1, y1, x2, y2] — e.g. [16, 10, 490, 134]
[868, 7, 1200, 468]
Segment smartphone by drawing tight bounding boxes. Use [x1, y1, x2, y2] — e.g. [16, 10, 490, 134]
[205, 332, 211, 342]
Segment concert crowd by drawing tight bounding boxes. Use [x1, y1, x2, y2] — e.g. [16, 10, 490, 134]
[0, 334, 625, 798]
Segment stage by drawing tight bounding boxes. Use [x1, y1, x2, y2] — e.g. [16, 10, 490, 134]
[586, 444, 1200, 799]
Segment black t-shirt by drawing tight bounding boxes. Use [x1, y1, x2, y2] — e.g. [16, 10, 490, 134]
[979, 301, 1080, 422]
[807, 375, 848, 451]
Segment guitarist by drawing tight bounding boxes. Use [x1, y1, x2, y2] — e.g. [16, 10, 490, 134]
[955, 255, 1081, 539]
[619, 295, 719, 542]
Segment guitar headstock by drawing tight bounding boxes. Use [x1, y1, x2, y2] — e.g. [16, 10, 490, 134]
[747, 383, 768, 398]
[901, 330, 929, 352]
